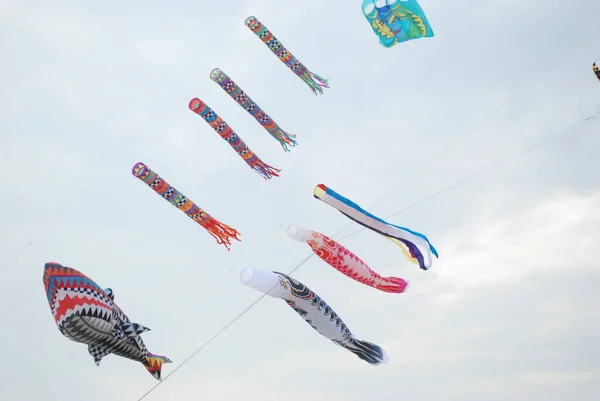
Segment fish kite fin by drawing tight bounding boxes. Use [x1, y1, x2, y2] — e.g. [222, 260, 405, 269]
[143, 352, 172, 381]
[376, 276, 409, 294]
[103, 288, 114, 300]
[122, 322, 151, 337]
[341, 339, 389, 366]
[87, 344, 112, 366]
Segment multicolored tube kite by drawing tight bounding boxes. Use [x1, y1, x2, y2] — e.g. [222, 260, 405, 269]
[132, 162, 241, 250]
[287, 225, 408, 293]
[210, 68, 297, 152]
[240, 266, 389, 365]
[593, 62, 600, 81]
[189, 98, 281, 180]
[245, 16, 329, 95]
[313, 183, 438, 270]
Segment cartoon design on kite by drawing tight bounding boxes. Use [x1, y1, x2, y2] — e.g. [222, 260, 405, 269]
[362, 0, 434, 48]
[593, 62, 600, 81]
[43, 262, 171, 380]
[132, 162, 241, 250]
[313, 184, 438, 270]
[189, 98, 281, 180]
[287, 225, 408, 293]
[245, 16, 329, 95]
[241, 266, 389, 365]
[210, 68, 297, 152]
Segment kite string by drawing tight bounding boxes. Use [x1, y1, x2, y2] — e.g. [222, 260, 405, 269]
[337, 118, 592, 241]
[356, 23, 600, 215]
[135, 23, 600, 397]
[135, 112, 594, 401]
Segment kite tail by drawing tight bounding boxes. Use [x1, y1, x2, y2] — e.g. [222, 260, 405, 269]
[200, 219, 241, 251]
[250, 159, 282, 180]
[143, 352, 172, 381]
[343, 339, 389, 366]
[375, 276, 409, 294]
[301, 72, 330, 95]
[271, 127, 297, 151]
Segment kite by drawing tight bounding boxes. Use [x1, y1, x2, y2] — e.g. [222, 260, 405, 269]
[287, 224, 408, 293]
[43, 262, 171, 380]
[189, 98, 281, 180]
[210, 68, 297, 152]
[362, 0, 434, 48]
[594, 62, 600, 81]
[245, 16, 329, 95]
[132, 162, 241, 250]
[240, 266, 389, 365]
[313, 183, 438, 270]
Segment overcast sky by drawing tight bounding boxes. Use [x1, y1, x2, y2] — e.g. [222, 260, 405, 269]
[1, 0, 600, 400]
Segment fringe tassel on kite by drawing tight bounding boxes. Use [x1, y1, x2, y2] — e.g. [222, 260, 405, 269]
[301, 72, 330, 96]
[200, 219, 241, 251]
[272, 128, 297, 151]
[252, 159, 281, 180]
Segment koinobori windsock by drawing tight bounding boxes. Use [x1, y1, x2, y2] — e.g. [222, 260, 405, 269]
[188, 98, 281, 180]
[287, 225, 408, 294]
[313, 183, 438, 270]
[210, 68, 297, 152]
[241, 266, 389, 365]
[132, 162, 241, 250]
[245, 16, 329, 95]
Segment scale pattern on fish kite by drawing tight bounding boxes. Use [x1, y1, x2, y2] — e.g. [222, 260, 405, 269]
[132, 162, 241, 250]
[189, 98, 281, 180]
[362, 0, 434, 48]
[241, 266, 388, 365]
[593, 62, 600, 81]
[43, 262, 171, 380]
[313, 183, 438, 270]
[245, 16, 329, 95]
[210, 68, 297, 152]
[287, 225, 408, 293]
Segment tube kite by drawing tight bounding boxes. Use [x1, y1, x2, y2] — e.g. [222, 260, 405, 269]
[189, 98, 281, 180]
[594, 62, 600, 81]
[362, 0, 434, 48]
[43, 262, 171, 380]
[245, 16, 329, 95]
[313, 184, 438, 270]
[287, 225, 408, 294]
[132, 162, 241, 250]
[241, 266, 389, 365]
[210, 68, 297, 152]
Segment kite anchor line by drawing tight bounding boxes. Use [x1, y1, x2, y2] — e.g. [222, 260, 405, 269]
[135, 113, 594, 401]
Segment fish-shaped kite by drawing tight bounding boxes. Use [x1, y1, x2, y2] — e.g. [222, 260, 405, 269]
[43, 262, 171, 380]
[593, 62, 600, 81]
[210, 68, 297, 152]
[132, 162, 241, 250]
[287, 224, 408, 293]
[245, 16, 329, 95]
[313, 183, 438, 270]
[189, 98, 281, 180]
[362, 0, 434, 48]
[241, 266, 389, 365]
